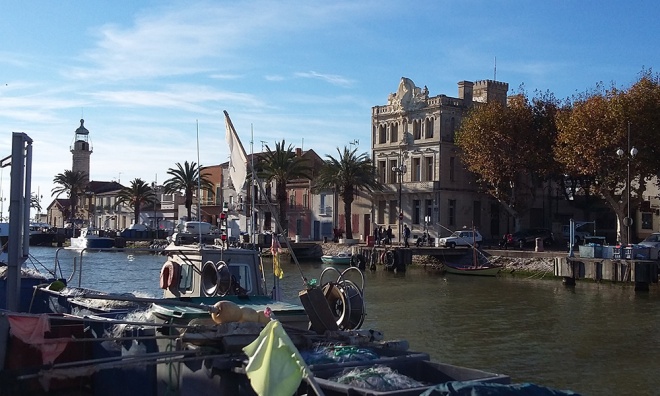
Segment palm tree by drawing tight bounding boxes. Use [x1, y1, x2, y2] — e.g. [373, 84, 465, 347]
[163, 161, 214, 221]
[52, 170, 88, 225]
[115, 178, 157, 225]
[30, 193, 42, 213]
[257, 140, 312, 234]
[313, 146, 381, 239]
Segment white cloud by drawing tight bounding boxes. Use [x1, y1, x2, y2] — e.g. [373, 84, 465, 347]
[294, 71, 354, 88]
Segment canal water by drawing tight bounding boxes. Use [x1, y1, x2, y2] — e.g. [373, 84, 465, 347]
[25, 246, 660, 395]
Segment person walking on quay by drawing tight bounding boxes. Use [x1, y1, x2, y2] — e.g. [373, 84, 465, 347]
[403, 224, 411, 248]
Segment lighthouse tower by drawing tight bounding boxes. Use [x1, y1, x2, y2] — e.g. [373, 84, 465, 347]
[70, 119, 92, 183]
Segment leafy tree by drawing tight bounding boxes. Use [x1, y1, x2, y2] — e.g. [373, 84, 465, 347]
[52, 170, 88, 224]
[313, 146, 381, 239]
[555, 71, 660, 243]
[455, 93, 557, 231]
[115, 178, 157, 225]
[163, 161, 214, 221]
[257, 140, 312, 235]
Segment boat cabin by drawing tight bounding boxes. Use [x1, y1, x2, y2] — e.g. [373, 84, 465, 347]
[161, 244, 265, 298]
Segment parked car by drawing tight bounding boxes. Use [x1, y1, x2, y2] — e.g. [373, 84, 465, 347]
[638, 233, 660, 259]
[438, 230, 483, 249]
[512, 228, 554, 248]
[561, 224, 591, 246]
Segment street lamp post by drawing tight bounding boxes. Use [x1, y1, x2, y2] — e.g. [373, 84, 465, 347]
[392, 152, 406, 245]
[616, 122, 637, 245]
[151, 182, 162, 231]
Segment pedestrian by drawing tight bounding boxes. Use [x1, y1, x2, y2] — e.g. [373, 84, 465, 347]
[374, 226, 381, 246]
[386, 226, 393, 245]
[403, 224, 411, 248]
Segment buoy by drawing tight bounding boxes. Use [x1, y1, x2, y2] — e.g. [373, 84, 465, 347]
[239, 306, 259, 322]
[210, 300, 242, 324]
[256, 310, 270, 324]
[48, 280, 66, 291]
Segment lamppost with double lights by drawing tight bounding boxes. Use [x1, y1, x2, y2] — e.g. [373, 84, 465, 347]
[616, 122, 637, 245]
[392, 154, 406, 245]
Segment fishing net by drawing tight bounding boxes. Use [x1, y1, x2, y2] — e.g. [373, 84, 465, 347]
[0, 266, 48, 280]
[301, 345, 380, 365]
[108, 308, 157, 339]
[330, 364, 426, 392]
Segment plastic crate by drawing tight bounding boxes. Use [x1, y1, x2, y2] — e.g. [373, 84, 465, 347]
[579, 246, 594, 258]
[624, 246, 650, 260]
[305, 358, 510, 396]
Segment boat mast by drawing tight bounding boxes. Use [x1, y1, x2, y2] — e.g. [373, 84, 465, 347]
[250, 123, 255, 245]
[196, 120, 202, 243]
[6, 133, 33, 311]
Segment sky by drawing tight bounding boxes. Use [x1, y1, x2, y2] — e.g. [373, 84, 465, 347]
[1, 0, 658, 216]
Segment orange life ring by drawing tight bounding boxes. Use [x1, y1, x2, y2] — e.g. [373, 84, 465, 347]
[160, 261, 179, 290]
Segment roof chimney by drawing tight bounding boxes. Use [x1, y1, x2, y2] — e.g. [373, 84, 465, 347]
[296, 148, 302, 157]
[458, 81, 473, 104]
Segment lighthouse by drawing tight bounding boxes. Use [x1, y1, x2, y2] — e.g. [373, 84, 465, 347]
[70, 119, 92, 183]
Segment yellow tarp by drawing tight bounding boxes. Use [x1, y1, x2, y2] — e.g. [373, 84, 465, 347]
[273, 253, 284, 279]
[243, 320, 307, 396]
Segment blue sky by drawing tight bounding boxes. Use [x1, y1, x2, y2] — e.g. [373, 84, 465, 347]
[1, 1, 658, 213]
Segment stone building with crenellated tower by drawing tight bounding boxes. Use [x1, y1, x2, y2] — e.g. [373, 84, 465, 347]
[368, 77, 510, 243]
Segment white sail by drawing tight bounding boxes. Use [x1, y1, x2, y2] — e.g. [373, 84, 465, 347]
[224, 110, 248, 192]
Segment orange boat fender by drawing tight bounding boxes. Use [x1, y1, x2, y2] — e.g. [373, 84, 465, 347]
[160, 261, 180, 290]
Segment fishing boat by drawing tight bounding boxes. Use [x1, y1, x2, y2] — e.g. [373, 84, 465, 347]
[0, 222, 7, 264]
[443, 225, 503, 277]
[28, 222, 56, 246]
[69, 226, 115, 249]
[443, 262, 503, 276]
[321, 251, 352, 265]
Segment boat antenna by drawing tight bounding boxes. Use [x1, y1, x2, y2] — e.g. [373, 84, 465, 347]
[196, 120, 202, 244]
[494, 56, 497, 81]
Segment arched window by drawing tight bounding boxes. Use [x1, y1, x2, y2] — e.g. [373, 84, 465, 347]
[413, 120, 421, 140]
[425, 118, 434, 138]
[390, 123, 398, 142]
[378, 124, 387, 144]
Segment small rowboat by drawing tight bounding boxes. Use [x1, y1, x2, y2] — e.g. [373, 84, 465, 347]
[321, 252, 352, 265]
[443, 262, 502, 277]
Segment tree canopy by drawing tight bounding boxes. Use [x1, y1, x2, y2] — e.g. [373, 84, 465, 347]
[52, 170, 88, 223]
[163, 161, 214, 221]
[555, 71, 660, 242]
[115, 178, 157, 225]
[455, 93, 559, 230]
[313, 146, 381, 239]
[257, 140, 312, 235]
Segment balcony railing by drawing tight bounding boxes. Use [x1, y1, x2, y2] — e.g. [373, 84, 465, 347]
[288, 204, 311, 212]
[373, 181, 441, 196]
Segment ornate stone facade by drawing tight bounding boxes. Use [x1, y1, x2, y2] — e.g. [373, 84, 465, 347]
[370, 77, 509, 243]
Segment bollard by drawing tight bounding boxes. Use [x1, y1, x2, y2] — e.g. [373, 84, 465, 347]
[535, 237, 544, 252]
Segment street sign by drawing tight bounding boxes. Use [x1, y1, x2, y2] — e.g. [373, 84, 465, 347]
[399, 212, 403, 220]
